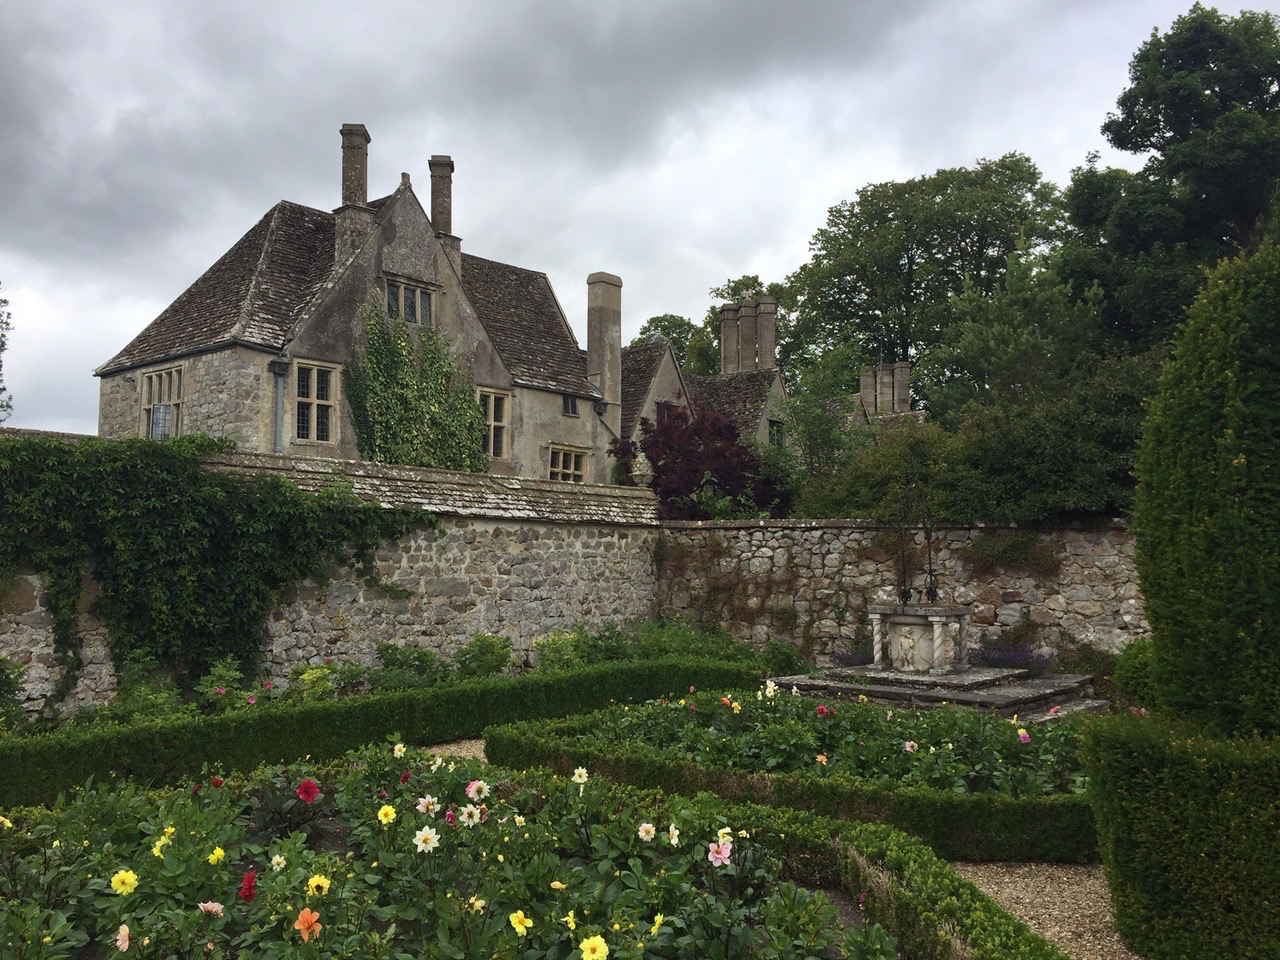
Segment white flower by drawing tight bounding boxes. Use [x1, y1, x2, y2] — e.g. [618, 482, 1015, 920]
[738, 829, 750, 838]
[431, 756, 445, 772]
[667, 824, 680, 846]
[466, 779, 490, 801]
[717, 827, 733, 843]
[514, 815, 526, 827]
[416, 794, 438, 815]
[459, 804, 481, 827]
[414, 826, 440, 853]
[764, 679, 778, 699]
[270, 854, 286, 872]
[572, 767, 588, 785]
[638, 822, 656, 842]
[393, 743, 406, 758]
[790, 686, 800, 696]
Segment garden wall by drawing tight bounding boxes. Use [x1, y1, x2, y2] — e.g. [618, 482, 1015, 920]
[655, 520, 1147, 664]
[0, 450, 660, 712]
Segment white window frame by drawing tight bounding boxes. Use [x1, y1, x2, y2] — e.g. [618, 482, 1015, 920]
[479, 388, 511, 460]
[142, 366, 183, 440]
[549, 444, 589, 483]
[295, 361, 340, 444]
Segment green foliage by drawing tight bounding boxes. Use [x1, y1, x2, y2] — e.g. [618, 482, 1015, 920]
[962, 530, 1062, 579]
[629, 313, 696, 367]
[367, 642, 453, 691]
[759, 638, 809, 677]
[0, 281, 11, 422]
[1080, 715, 1280, 959]
[0, 435, 423, 699]
[970, 614, 1053, 676]
[0, 658, 762, 807]
[530, 621, 760, 673]
[0, 656, 26, 734]
[344, 293, 488, 470]
[1132, 242, 1280, 736]
[452, 633, 512, 677]
[487, 694, 1095, 863]
[82, 654, 195, 727]
[1110, 636, 1155, 708]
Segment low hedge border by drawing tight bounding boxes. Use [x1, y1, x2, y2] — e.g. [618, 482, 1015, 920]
[485, 710, 1097, 863]
[511, 767, 1070, 960]
[1080, 714, 1280, 960]
[0, 658, 760, 808]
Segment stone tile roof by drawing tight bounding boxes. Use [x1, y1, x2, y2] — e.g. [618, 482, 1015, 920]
[684, 369, 780, 438]
[460, 253, 598, 398]
[209, 451, 659, 526]
[97, 201, 335, 375]
[620, 336, 671, 440]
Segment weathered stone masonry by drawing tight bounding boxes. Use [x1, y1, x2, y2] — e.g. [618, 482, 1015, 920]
[1, 445, 1148, 711]
[655, 520, 1146, 665]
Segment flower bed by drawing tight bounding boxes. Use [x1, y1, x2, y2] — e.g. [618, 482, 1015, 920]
[486, 685, 1097, 863]
[1, 742, 900, 959]
[0, 658, 762, 808]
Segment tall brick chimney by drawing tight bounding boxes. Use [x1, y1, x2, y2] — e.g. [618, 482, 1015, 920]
[429, 155, 454, 235]
[587, 272, 623, 437]
[719, 303, 740, 374]
[335, 123, 374, 263]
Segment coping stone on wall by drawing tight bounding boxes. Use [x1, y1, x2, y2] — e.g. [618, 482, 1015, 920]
[208, 452, 661, 527]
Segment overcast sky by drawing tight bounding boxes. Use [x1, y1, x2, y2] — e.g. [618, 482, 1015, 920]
[2, 0, 1270, 434]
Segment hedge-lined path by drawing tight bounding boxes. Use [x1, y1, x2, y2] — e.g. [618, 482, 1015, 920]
[950, 863, 1138, 960]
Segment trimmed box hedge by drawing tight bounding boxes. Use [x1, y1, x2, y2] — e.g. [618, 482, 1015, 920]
[486, 711, 1097, 863]
[0, 658, 760, 808]
[1080, 715, 1280, 960]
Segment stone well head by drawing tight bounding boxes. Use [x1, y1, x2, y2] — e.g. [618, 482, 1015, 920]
[867, 604, 971, 675]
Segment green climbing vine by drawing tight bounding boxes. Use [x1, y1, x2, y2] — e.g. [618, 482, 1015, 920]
[345, 293, 489, 471]
[0, 434, 430, 705]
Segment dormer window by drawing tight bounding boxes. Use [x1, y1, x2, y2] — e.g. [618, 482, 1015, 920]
[386, 279, 432, 325]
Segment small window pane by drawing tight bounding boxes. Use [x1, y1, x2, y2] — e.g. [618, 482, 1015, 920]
[297, 368, 311, 399]
[404, 289, 417, 323]
[316, 369, 330, 402]
[493, 394, 505, 422]
[387, 281, 400, 317]
[421, 290, 431, 325]
[297, 402, 311, 439]
[316, 404, 331, 442]
[493, 425, 505, 459]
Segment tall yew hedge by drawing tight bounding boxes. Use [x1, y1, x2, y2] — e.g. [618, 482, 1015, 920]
[1132, 242, 1280, 737]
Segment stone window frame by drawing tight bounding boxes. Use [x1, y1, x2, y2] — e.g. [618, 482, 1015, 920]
[548, 444, 589, 483]
[141, 365, 183, 440]
[295, 360, 340, 444]
[479, 388, 511, 460]
[385, 275, 434, 326]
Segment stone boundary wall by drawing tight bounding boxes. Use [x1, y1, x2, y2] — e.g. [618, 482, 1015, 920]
[655, 520, 1147, 664]
[0, 447, 659, 712]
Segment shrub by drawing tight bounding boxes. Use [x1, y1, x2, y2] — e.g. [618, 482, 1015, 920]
[969, 614, 1054, 675]
[1110, 635, 1154, 707]
[452, 633, 513, 677]
[1080, 715, 1280, 959]
[367, 643, 453, 690]
[760, 637, 809, 676]
[0, 655, 26, 733]
[1132, 242, 1280, 736]
[961, 529, 1062, 579]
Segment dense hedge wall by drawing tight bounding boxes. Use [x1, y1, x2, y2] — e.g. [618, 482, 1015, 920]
[485, 712, 1096, 863]
[0, 658, 760, 808]
[1132, 242, 1280, 736]
[1080, 715, 1280, 959]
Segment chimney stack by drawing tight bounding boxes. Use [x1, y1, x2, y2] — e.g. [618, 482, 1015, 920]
[335, 123, 375, 263]
[738, 300, 759, 371]
[587, 272, 623, 438]
[859, 367, 877, 416]
[429, 155, 454, 236]
[756, 297, 777, 370]
[719, 304, 740, 374]
[877, 363, 894, 414]
[893, 360, 911, 413]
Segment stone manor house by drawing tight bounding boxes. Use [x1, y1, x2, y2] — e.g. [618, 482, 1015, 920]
[96, 124, 787, 483]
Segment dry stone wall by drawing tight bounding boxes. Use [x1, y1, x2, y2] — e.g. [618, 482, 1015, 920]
[656, 520, 1146, 664]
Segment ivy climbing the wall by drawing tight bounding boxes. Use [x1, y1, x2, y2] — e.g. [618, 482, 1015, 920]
[345, 293, 489, 471]
[0, 434, 428, 705]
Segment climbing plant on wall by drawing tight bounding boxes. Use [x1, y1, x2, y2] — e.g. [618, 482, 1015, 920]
[0, 434, 427, 705]
[345, 294, 488, 471]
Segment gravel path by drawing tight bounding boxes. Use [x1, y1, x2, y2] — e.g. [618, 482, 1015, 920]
[424, 741, 1135, 960]
[950, 862, 1139, 960]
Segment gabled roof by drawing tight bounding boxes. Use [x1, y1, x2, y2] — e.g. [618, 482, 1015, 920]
[620, 336, 673, 440]
[684, 368, 782, 438]
[460, 253, 598, 398]
[97, 201, 335, 375]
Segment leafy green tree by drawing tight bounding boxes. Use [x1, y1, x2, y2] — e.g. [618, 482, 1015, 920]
[0, 282, 11, 423]
[1132, 241, 1280, 736]
[345, 294, 487, 471]
[784, 153, 1061, 388]
[630, 314, 697, 367]
[688, 275, 793, 376]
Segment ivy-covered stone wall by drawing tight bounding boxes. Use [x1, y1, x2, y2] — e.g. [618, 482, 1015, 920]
[655, 520, 1147, 664]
